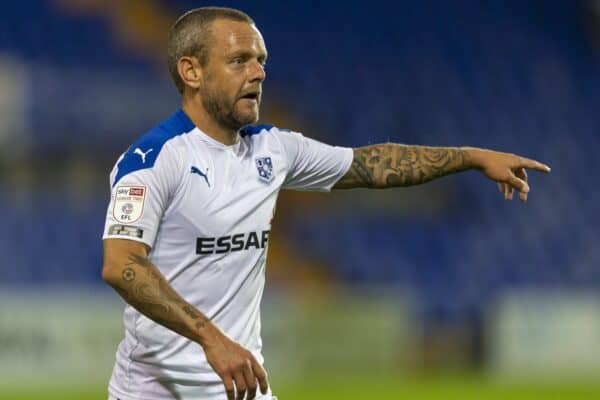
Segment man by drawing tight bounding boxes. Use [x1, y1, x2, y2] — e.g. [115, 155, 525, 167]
[101, 6, 550, 400]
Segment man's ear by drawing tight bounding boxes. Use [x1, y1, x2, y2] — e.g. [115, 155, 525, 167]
[178, 56, 203, 91]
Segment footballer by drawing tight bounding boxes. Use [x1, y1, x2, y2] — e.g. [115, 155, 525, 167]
[101, 6, 550, 400]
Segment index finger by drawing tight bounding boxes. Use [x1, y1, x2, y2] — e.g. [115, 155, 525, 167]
[250, 357, 269, 394]
[518, 156, 551, 173]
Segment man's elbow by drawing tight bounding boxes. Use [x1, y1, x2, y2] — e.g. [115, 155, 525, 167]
[102, 238, 149, 286]
[101, 261, 121, 286]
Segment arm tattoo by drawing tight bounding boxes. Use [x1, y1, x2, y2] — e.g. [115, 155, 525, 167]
[126, 254, 152, 268]
[111, 252, 210, 342]
[122, 268, 135, 281]
[335, 143, 472, 189]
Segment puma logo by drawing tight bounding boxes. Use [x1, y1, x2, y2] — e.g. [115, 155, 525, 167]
[134, 147, 153, 163]
[191, 166, 210, 187]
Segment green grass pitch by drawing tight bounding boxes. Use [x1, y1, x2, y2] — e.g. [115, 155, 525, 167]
[1, 375, 599, 400]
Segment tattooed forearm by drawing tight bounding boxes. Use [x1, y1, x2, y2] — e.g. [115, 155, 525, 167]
[108, 252, 211, 343]
[334, 143, 472, 189]
[183, 305, 200, 319]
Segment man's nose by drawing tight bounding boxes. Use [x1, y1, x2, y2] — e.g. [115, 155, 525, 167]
[248, 60, 266, 82]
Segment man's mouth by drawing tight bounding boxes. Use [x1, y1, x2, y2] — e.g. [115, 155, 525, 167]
[239, 91, 260, 102]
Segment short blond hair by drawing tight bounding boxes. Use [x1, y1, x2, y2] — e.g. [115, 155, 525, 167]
[167, 7, 255, 94]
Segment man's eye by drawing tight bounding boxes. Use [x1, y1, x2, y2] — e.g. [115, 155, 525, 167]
[233, 58, 244, 65]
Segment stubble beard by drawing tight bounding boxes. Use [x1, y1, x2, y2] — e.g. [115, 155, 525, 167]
[202, 88, 259, 132]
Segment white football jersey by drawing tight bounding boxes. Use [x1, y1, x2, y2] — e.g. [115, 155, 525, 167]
[102, 109, 353, 400]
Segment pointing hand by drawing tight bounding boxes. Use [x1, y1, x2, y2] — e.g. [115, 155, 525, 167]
[465, 148, 551, 202]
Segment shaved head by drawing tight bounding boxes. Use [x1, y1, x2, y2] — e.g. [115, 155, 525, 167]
[167, 7, 255, 94]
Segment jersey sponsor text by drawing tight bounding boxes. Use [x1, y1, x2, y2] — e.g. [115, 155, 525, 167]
[196, 230, 270, 255]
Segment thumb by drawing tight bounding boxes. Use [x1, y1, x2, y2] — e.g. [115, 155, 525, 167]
[507, 173, 529, 194]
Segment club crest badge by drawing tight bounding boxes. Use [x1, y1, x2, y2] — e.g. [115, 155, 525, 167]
[255, 157, 274, 182]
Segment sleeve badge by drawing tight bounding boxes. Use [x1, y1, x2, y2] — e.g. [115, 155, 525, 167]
[112, 185, 146, 223]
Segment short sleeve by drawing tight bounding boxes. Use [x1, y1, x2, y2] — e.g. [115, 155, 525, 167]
[277, 130, 353, 192]
[102, 146, 180, 248]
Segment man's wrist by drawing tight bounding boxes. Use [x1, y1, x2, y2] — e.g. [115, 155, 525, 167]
[460, 147, 484, 170]
[196, 320, 224, 349]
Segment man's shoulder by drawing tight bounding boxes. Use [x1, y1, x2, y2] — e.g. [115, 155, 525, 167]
[133, 109, 195, 150]
[112, 109, 195, 186]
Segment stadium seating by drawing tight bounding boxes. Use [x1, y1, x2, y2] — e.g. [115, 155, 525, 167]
[0, 0, 598, 328]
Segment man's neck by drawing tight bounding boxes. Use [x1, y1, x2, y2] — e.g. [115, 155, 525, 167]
[182, 99, 239, 146]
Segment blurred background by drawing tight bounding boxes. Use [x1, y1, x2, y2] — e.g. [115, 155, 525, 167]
[1, 0, 599, 399]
